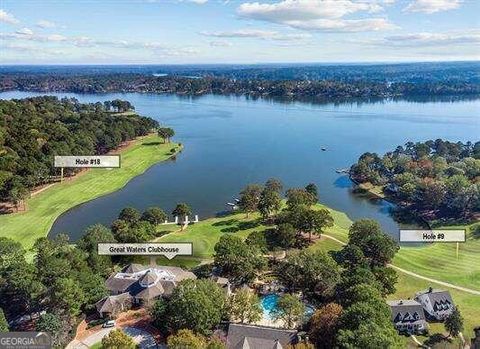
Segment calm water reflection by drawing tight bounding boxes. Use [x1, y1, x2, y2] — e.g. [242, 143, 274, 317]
[1, 91, 479, 240]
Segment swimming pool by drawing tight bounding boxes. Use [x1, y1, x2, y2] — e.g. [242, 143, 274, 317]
[261, 294, 279, 320]
[260, 294, 315, 320]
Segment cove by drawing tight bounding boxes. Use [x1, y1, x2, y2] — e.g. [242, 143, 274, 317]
[1, 91, 479, 241]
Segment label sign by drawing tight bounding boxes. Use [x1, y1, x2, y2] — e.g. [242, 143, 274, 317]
[0, 332, 52, 349]
[54, 155, 120, 168]
[400, 230, 466, 243]
[98, 243, 193, 260]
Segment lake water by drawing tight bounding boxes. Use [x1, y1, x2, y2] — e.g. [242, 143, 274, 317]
[1, 91, 479, 241]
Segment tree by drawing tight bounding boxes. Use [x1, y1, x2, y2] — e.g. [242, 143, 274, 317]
[76, 224, 115, 277]
[35, 312, 61, 334]
[305, 183, 318, 202]
[0, 308, 8, 332]
[141, 207, 167, 225]
[348, 219, 398, 267]
[238, 184, 262, 218]
[333, 244, 368, 269]
[285, 188, 315, 208]
[245, 231, 268, 253]
[118, 207, 141, 223]
[336, 322, 403, 349]
[0, 237, 26, 271]
[112, 220, 155, 243]
[77, 272, 108, 310]
[265, 178, 283, 194]
[158, 127, 175, 143]
[167, 329, 206, 349]
[214, 235, 266, 284]
[167, 279, 226, 335]
[150, 298, 168, 332]
[372, 266, 398, 296]
[9, 183, 29, 212]
[271, 294, 305, 329]
[272, 223, 297, 249]
[277, 249, 340, 298]
[258, 188, 281, 220]
[227, 288, 262, 324]
[445, 307, 464, 338]
[340, 284, 383, 308]
[51, 278, 85, 317]
[206, 337, 226, 349]
[309, 303, 343, 349]
[172, 203, 192, 228]
[102, 329, 136, 349]
[285, 205, 333, 242]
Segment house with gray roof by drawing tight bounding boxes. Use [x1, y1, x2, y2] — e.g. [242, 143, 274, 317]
[97, 263, 196, 317]
[226, 323, 298, 349]
[414, 287, 455, 321]
[387, 300, 428, 334]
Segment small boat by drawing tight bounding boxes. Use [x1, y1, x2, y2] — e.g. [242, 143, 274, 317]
[226, 202, 237, 207]
[321, 147, 327, 151]
[336, 168, 350, 174]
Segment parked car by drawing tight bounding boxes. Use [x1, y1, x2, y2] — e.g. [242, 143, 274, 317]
[103, 320, 115, 328]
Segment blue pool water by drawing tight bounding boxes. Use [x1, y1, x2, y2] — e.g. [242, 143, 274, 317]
[261, 294, 279, 320]
[261, 294, 315, 320]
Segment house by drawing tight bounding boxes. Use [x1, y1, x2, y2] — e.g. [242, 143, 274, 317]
[96, 264, 196, 317]
[226, 323, 298, 349]
[414, 287, 455, 321]
[387, 300, 428, 334]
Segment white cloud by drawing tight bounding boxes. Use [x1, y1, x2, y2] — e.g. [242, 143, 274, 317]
[0, 9, 19, 24]
[236, 0, 397, 32]
[383, 30, 480, 46]
[404, 0, 462, 13]
[280, 18, 397, 32]
[15, 28, 34, 36]
[209, 40, 233, 47]
[0, 30, 198, 57]
[36, 20, 57, 28]
[200, 29, 311, 40]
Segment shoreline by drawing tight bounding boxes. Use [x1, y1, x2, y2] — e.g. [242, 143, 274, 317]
[0, 134, 182, 248]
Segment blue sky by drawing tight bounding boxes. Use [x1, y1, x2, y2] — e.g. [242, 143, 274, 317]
[0, 0, 479, 64]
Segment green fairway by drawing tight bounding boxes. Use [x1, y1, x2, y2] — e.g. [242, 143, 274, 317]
[393, 223, 480, 290]
[0, 134, 181, 248]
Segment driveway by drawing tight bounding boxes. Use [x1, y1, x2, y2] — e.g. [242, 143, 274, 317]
[66, 328, 114, 349]
[123, 327, 158, 349]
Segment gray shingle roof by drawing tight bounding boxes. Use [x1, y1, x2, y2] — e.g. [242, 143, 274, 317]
[415, 289, 454, 312]
[387, 300, 426, 323]
[96, 293, 132, 313]
[227, 324, 297, 349]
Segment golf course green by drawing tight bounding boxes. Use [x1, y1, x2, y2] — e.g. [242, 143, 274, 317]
[0, 134, 181, 248]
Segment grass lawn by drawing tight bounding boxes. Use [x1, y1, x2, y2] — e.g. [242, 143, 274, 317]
[0, 134, 181, 248]
[393, 223, 480, 290]
[90, 343, 102, 349]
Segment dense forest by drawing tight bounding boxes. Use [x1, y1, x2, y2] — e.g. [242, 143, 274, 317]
[2, 61, 479, 83]
[350, 140, 480, 221]
[0, 97, 158, 205]
[1, 73, 479, 101]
